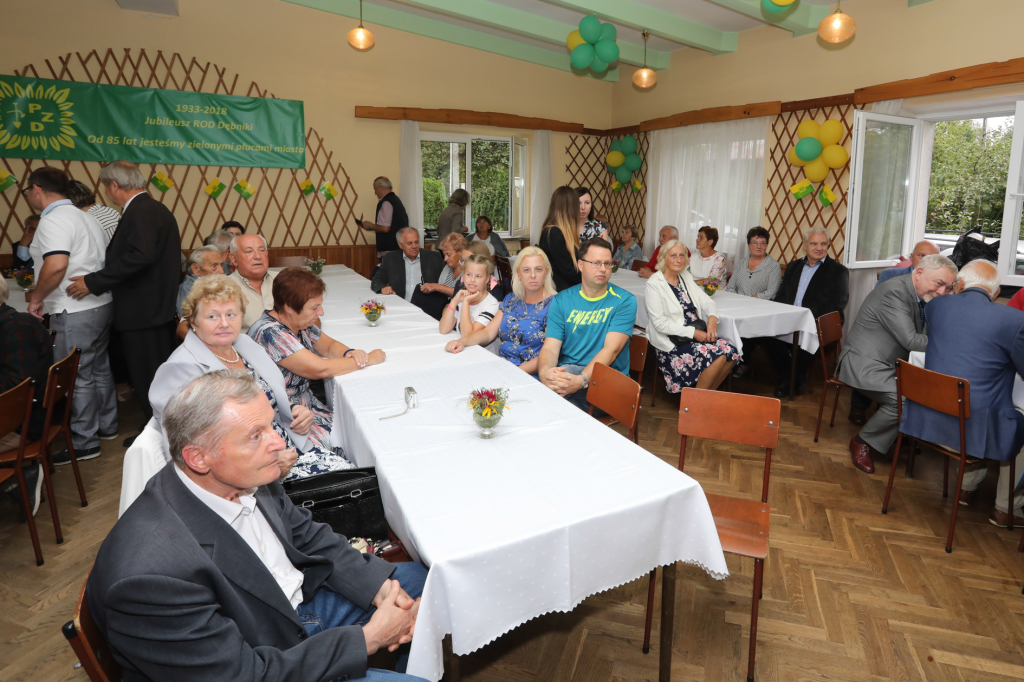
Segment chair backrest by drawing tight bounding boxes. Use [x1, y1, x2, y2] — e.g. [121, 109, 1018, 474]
[519, 239, 531, 250]
[631, 260, 646, 272]
[44, 348, 81, 415]
[272, 255, 307, 268]
[815, 311, 844, 378]
[494, 255, 514, 295]
[896, 359, 971, 419]
[0, 378, 35, 458]
[587, 362, 642, 432]
[629, 334, 649, 374]
[62, 570, 122, 682]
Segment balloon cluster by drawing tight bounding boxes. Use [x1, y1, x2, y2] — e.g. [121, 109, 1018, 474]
[606, 135, 643, 192]
[761, 0, 797, 13]
[566, 16, 619, 73]
[788, 119, 849, 184]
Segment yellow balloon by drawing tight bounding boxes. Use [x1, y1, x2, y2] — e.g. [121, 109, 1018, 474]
[566, 30, 586, 52]
[606, 150, 626, 167]
[788, 146, 807, 167]
[818, 120, 844, 147]
[821, 144, 850, 170]
[797, 120, 821, 140]
[804, 157, 829, 183]
[773, 0, 796, 4]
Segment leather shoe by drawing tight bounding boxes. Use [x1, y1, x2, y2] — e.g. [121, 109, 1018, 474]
[958, 489, 974, 507]
[848, 406, 867, 426]
[773, 380, 790, 398]
[988, 507, 1024, 528]
[849, 437, 875, 473]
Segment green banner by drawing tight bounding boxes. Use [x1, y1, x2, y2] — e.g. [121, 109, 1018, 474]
[0, 75, 305, 168]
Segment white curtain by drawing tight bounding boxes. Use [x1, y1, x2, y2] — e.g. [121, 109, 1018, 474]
[399, 120, 425, 246]
[529, 130, 554, 246]
[871, 98, 905, 115]
[644, 117, 770, 271]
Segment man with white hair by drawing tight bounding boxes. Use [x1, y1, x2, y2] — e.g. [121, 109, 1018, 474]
[228, 233, 277, 333]
[357, 176, 406, 261]
[840, 253, 958, 473]
[637, 225, 680, 280]
[370, 227, 444, 312]
[900, 260, 1024, 526]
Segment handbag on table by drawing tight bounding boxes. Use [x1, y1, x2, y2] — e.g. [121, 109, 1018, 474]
[282, 468, 389, 540]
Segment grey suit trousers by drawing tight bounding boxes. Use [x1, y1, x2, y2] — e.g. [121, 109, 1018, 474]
[857, 387, 899, 454]
[51, 303, 117, 449]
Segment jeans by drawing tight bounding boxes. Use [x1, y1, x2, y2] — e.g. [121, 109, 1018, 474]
[295, 562, 428, 677]
[559, 364, 590, 412]
[51, 303, 117, 449]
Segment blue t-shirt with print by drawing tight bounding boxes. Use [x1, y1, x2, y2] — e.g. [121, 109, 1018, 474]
[545, 284, 636, 375]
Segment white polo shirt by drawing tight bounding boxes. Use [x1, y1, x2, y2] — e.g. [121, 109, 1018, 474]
[30, 201, 112, 315]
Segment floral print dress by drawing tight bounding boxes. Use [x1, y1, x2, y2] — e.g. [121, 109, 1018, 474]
[655, 281, 740, 394]
[497, 294, 552, 375]
[580, 219, 607, 242]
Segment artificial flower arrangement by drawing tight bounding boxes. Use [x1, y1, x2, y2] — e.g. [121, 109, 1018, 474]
[468, 387, 510, 419]
[611, 259, 621, 274]
[360, 299, 386, 325]
[13, 269, 34, 289]
[700, 276, 725, 297]
[304, 256, 326, 275]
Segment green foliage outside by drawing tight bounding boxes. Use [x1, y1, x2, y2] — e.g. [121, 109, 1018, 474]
[422, 177, 446, 229]
[420, 139, 510, 232]
[926, 118, 1014, 237]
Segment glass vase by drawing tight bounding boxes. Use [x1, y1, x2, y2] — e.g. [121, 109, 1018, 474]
[365, 312, 381, 327]
[473, 412, 502, 439]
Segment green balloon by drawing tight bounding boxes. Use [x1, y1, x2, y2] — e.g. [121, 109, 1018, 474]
[609, 139, 622, 153]
[607, 164, 617, 175]
[795, 137, 823, 162]
[761, 0, 788, 14]
[579, 15, 602, 44]
[624, 153, 642, 171]
[619, 135, 638, 156]
[594, 39, 619, 64]
[570, 43, 595, 69]
[599, 23, 617, 42]
[615, 165, 633, 184]
[589, 55, 608, 73]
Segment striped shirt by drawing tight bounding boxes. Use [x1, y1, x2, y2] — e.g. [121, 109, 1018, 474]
[725, 255, 782, 300]
[88, 203, 122, 244]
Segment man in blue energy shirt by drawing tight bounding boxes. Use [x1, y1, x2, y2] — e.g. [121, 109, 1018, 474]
[539, 237, 637, 411]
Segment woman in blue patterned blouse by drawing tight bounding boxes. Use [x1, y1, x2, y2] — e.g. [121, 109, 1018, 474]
[444, 246, 556, 376]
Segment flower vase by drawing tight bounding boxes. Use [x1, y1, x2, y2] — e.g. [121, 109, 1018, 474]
[365, 312, 381, 327]
[310, 265, 323, 276]
[473, 412, 502, 439]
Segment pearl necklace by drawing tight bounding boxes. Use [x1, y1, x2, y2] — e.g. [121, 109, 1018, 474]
[210, 345, 241, 364]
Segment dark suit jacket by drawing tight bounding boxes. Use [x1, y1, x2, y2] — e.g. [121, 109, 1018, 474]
[83, 193, 181, 331]
[900, 288, 1024, 461]
[87, 464, 395, 682]
[370, 248, 444, 297]
[774, 255, 849, 323]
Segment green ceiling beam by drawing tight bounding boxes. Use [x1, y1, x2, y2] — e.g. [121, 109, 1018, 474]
[543, 0, 737, 55]
[707, 0, 831, 38]
[388, 0, 669, 69]
[281, 0, 620, 80]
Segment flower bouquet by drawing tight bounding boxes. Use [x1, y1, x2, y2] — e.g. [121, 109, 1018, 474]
[304, 256, 326, 275]
[13, 269, 34, 290]
[611, 259, 621, 274]
[360, 299, 385, 326]
[468, 387, 510, 439]
[701, 276, 724, 297]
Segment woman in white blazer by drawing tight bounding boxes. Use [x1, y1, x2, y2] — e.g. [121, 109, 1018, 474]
[645, 240, 740, 393]
[149, 274, 353, 480]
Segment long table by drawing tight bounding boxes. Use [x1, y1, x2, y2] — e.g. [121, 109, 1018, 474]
[317, 266, 728, 682]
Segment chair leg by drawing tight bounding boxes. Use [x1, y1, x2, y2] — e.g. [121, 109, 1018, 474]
[38, 445, 63, 544]
[905, 445, 917, 479]
[943, 458, 949, 499]
[678, 435, 687, 473]
[64, 430, 89, 508]
[946, 454, 969, 553]
[882, 433, 903, 514]
[829, 384, 842, 428]
[747, 558, 764, 682]
[1009, 459, 1016, 532]
[643, 568, 657, 654]
[813, 381, 828, 443]
[14, 465, 44, 565]
[652, 369, 658, 408]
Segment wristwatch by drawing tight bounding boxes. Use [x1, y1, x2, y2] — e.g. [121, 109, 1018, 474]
[579, 373, 589, 390]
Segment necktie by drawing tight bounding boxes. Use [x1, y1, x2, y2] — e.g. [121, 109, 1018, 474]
[918, 300, 926, 328]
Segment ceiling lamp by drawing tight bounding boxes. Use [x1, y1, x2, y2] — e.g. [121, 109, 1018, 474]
[632, 31, 657, 89]
[817, 1, 856, 44]
[347, 0, 375, 50]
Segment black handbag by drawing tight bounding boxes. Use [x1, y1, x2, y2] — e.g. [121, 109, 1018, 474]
[282, 468, 389, 540]
[950, 227, 1000, 269]
[411, 284, 449, 321]
[668, 319, 707, 346]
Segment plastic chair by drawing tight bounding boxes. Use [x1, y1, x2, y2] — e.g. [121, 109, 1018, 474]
[812, 311, 848, 443]
[273, 255, 307, 268]
[0, 379, 44, 565]
[882, 360, 987, 552]
[62, 568, 122, 682]
[586, 362, 642, 444]
[642, 388, 780, 682]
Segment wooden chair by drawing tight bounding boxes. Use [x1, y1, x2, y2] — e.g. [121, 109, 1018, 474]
[629, 334, 650, 401]
[63, 569, 122, 682]
[273, 255, 306, 268]
[519, 239, 531, 250]
[586, 362, 642, 444]
[642, 389, 780, 682]
[494, 255, 514, 297]
[882, 360, 988, 552]
[0, 379, 44, 565]
[812, 311, 848, 443]
[631, 260, 646, 273]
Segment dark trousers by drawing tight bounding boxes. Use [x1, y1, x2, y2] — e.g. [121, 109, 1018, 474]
[761, 336, 813, 386]
[119, 320, 176, 419]
[850, 389, 872, 410]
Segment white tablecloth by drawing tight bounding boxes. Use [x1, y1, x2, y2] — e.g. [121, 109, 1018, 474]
[609, 270, 820, 356]
[318, 266, 727, 682]
[6, 279, 30, 313]
[909, 351, 1024, 409]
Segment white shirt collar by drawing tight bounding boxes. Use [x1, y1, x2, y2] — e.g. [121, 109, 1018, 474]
[40, 198, 73, 218]
[403, 251, 419, 264]
[174, 464, 259, 524]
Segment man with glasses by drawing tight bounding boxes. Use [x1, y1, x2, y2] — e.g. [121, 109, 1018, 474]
[538, 237, 637, 411]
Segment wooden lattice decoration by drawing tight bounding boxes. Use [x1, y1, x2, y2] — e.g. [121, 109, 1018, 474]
[764, 101, 864, 266]
[1, 49, 367, 261]
[564, 132, 649, 243]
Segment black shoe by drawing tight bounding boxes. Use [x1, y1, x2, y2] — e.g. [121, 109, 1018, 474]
[99, 429, 119, 440]
[52, 445, 101, 466]
[123, 434, 138, 448]
[773, 381, 790, 398]
[731, 363, 750, 379]
[5, 463, 43, 519]
[848, 406, 867, 426]
[795, 374, 809, 395]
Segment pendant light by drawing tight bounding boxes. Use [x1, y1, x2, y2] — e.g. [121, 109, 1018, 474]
[632, 31, 657, 89]
[347, 0, 375, 50]
[817, 0, 856, 44]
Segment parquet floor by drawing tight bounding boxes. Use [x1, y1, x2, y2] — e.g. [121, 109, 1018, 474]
[3, 371, 1024, 682]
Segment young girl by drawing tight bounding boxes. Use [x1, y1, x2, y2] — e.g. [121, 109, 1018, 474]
[440, 254, 500, 353]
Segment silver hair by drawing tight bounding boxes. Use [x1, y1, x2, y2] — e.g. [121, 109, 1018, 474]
[0, 276, 8, 306]
[803, 226, 829, 242]
[98, 161, 147, 190]
[229, 233, 268, 254]
[373, 176, 393, 191]
[163, 370, 262, 467]
[205, 229, 235, 253]
[958, 259, 1000, 297]
[917, 253, 958, 276]
[188, 245, 222, 270]
[660, 225, 679, 239]
[396, 226, 419, 241]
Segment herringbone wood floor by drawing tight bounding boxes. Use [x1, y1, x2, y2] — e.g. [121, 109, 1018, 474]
[3, 371, 1024, 682]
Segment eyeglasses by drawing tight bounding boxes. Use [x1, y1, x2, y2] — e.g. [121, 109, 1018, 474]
[749, 240, 768, 247]
[20, 185, 34, 197]
[579, 259, 615, 270]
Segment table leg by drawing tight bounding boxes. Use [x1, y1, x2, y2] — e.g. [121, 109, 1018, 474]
[442, 634, 461, 682]
[659, 562, 677, 682]
[789, 333, 799, 402]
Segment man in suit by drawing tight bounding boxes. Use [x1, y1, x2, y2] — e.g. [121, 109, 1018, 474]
[88, 370, 427, 681]
[371, 227, 444, 313]
[764, 227, 850, 397]
[876, 240, 939, 288]
[839, 253, 958, 473]
[67, 161, 181, 429]
[900, 260, 1024, 526]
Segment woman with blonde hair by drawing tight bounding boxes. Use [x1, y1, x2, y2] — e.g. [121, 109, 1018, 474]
[538, 186, 582, 292]
[445, 246, 556, 375]
[440, 254, 500, 349]
[420, 232, 466, 298]
[645, 240, 740, 393]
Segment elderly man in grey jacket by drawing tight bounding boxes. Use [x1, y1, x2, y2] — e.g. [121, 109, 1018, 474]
[838, 254, 958, 474]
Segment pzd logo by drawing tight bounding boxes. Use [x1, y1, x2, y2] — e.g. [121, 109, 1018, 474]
[0, 81, 77, 151]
